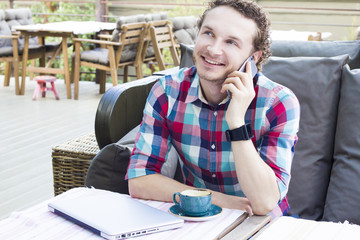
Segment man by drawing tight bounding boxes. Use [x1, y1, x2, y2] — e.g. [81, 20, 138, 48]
[126, 0, 300, 217]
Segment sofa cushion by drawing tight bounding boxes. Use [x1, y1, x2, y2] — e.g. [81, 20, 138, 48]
[111, 14, 146, 42]
[179, 43, 194, 68]
[5, 8, 38, 47]
[179, 40, 360, 70]
[172, 16, 198, 45]
[0, 44, 45, 57]
[79, 46, 136, 65]
[111, 13, 167, 42]
[322, 66, 360, 225]
[5, 8, 33, 26]
[144, 12, 168, 22]
[0, 22, 12, 48]
[262, 54, 349, 220]
[270, 40, 360, 69]
[0, 10, 12, 48]
[85, 141, 132, 194]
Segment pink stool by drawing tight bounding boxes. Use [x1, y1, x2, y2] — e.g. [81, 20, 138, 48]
[33, 75, 60, 100]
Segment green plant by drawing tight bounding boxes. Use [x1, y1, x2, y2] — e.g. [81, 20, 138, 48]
[345, 16, 360, 41]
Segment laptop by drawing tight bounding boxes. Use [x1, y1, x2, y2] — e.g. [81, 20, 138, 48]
[48, 189, 184, 239]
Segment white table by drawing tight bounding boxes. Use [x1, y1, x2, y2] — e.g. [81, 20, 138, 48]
[13, 21, 116, 99]
[0, 187, 262, 240]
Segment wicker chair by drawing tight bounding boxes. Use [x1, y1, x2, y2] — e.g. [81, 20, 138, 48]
[52, 133, 100, 196]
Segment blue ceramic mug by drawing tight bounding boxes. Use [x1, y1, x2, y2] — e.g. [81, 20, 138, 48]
[172, 188, 212, 217]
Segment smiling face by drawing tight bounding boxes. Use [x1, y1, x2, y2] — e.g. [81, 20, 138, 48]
[193, 6, 258, 84]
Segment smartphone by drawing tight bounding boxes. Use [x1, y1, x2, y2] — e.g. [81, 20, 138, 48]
[238, 56, 258, 78]
[226, 56, 258, 98]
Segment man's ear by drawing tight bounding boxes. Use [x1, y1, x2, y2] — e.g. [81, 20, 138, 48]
[252, 51, 262, 63]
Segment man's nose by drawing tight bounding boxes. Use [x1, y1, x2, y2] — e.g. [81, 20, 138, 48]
[207, 41, 222, 55]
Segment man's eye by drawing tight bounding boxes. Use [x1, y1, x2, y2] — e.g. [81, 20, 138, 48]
[227, 40, 237, 46]
[204, 31, 213, 37]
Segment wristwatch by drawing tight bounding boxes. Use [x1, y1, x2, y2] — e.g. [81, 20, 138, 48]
[225, 123, 254, 141]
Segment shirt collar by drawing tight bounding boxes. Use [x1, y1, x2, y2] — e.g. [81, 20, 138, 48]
[184, 67, 230, 106]
[198, 81, 230, 105]
[184, 67, 200, 103]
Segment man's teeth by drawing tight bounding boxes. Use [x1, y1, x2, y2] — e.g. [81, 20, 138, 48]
[205, 58, 221, 65]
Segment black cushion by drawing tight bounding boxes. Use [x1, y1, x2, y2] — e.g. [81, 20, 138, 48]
[322, 66, 360, 224]
[86, 125, 183, 194]
[270, 40, 360, 69]
[262, 55, 349, 220]
[85, 141, 132, 194]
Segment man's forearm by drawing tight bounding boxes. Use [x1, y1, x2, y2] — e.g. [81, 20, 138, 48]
[128, 174, 193, 203]
[232, 139, 280, 215]
[128, 173, 253, 215]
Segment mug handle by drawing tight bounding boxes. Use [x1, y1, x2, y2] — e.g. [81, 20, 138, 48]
[173, 192, 181, 206]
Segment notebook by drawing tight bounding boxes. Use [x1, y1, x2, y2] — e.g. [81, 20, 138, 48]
[48, 189, 184, 239]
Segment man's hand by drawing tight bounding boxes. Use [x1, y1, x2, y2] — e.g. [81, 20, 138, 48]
[221, 61, 255, 129]
[211, 190, 253, 216]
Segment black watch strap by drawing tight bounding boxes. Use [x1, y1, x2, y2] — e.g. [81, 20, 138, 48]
[225, 123, 254, 141]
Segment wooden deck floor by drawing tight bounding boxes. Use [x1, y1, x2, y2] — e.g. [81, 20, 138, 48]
[0, 76, 113, 220]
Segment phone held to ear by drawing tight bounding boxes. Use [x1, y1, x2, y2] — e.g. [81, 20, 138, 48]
[226, 56, 258, 98]
[238, 56, 258, 78]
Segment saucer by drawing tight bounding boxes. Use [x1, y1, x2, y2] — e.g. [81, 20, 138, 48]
[168, 204, 222, 222]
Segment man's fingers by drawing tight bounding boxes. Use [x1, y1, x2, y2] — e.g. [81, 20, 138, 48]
[223, 76, 246, 91]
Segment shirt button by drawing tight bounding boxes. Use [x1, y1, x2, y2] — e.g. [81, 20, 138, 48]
[211, 144, 215, 150]
[212, 173, 216, 178]
[213, 111, 218, 117]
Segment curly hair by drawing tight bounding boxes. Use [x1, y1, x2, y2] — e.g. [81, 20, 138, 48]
[198, 0, 271, 70]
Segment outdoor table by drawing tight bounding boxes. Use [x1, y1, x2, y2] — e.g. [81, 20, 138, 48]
[0, 187, 271, 240]
[13, 21, 116, 99]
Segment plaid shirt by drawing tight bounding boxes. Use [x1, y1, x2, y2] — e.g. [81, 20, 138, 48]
[127, 66, 300, 217]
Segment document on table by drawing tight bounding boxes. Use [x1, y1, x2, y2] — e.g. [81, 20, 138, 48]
[255, 216, 360, 240]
